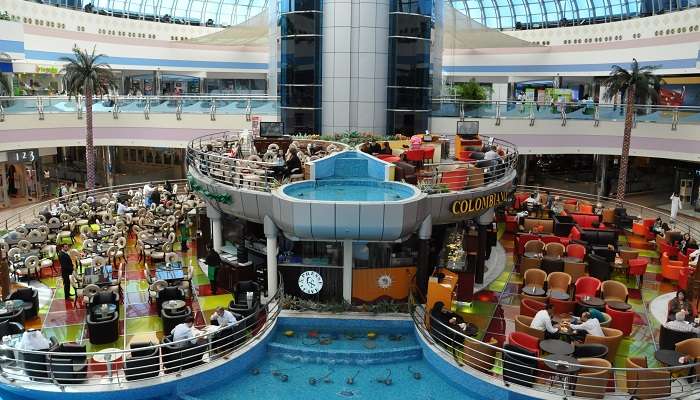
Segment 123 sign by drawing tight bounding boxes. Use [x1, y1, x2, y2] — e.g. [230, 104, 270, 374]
[6, 149, 38, 163]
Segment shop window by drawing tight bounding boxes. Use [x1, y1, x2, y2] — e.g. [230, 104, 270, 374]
[353, 240, 418, 269]
[278, 240, 344, 267]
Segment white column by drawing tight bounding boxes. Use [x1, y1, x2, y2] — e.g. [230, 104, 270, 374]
[264, 216, 279, 298]
[343, 239, 353, 303]
[206, 205, 223, 252]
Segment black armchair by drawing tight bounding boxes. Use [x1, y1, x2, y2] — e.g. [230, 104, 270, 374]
[211, 314, 245, 355]
[156, 287, 185, 312]
[20, 337, 57, 381]
[161, 335, 206, 374]
[161, 306, 192, 336]
[573, 343, 609, 359]
[9, 287, 39, 320]
[86, 312, 119, 345]
[614, 207, 634, 229]
[0, 306, 26, 326]
[232, 281, 261, 307]
[553, 215, 575, 236]
[0, 319, 24, 338]
[659, 324, 696, 350]
[586, 253, 611, 281]
[49, 343, 88, 384]
[502, 344, 538, 388]
[124, 342, 161, 381]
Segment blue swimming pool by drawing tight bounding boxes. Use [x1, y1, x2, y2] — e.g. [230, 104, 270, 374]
[282, 179, 418, 202]
[182, 318, 471, 400]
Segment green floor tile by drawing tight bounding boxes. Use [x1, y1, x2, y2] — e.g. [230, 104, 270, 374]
[126, 280, 149, 293]
[488, 280, 506, 292]
[85, 340, 124, 352]
[192, 274, 210, 286]
[125, 316, 163, 334]
[43, 324, 83, 343]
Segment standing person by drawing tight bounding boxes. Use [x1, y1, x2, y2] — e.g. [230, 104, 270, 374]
[670, 192, 682, 223]
[163, 180, 173, 194]
[150, 188, 161, 206]
[143, 182, 155, 207]
[58, 244, 74, 300]
[180, 218, 190, 252]
[205, 244, 222, 295]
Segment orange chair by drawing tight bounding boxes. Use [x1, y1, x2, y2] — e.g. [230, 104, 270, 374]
[566, 243, 586, 260]
[440, 169, 468, 191]
[520, 298, 546, 318]
[661, 252, 685, 282]
[579, 203, 594, 214]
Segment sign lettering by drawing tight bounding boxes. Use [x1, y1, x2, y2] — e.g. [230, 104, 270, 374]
[450, 192, 508, 216]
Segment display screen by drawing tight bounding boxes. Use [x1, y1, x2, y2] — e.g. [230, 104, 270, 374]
[457, 121, 479, 137]
[260, 122, 284, 137]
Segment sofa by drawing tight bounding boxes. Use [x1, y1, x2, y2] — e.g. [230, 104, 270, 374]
[570, 213, 601, 229]
[522, 218, 554, 234]
[552, 215, 575, 236]
[632, 218, 657, 240]
[586, 254, 611, 282]
[580, 228, 618, 249]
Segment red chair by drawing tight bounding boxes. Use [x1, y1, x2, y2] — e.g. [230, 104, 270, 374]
[405, 149, 424, 163]
[422, 147, 435, 163]
[679, 267, 690, 290]
[575, 277, 601, 301]
[550, 297, 576, 316]
[520, 298, 546, 318]
[440, 169, 467, 191]
[628, 258, 648, 287]
[508, 331, 540, 356]
[566, 243, 586, 260]
[661, 252, 684, 282]
[605, 305, 634, 336]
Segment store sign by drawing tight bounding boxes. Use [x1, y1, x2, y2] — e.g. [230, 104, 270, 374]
[450, 191, 508, 215]
[6, 149, 38, 163]
[34, 65, 60, 74]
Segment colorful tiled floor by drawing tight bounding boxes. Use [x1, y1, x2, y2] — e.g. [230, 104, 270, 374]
[27, 235, 232, 352]
[453, 226, 677, 389]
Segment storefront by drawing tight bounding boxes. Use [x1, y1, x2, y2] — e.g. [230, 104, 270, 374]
[13, 66, 63, 96]
[0, 148, 55, 207]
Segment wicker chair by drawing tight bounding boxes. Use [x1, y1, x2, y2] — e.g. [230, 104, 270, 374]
[514, 315, 545, 339]
[523, 269, 547, 290]
[584, 327, 623, 363]
[546, 271, 572, 293]
[601, 280, 629, 302]
[626, 357, 671, 399]
[573, 357, 611, 399]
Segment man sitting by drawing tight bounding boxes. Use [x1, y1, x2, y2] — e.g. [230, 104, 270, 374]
[663, 311, 700, 335]
[569, 311, 604, 339]
[210, 306, 238, 327]
[171, 316, 206, 348]
[530, 303, 560, 339]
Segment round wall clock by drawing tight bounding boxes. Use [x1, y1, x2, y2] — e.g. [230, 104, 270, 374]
[298, 270, 323, 294]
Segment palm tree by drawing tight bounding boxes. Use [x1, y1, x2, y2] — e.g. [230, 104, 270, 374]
[602, 59, 663, 201]
[60, 47, 116, 190]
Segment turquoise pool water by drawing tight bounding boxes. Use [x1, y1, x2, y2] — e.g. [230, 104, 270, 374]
[184, 322, 470, 400]
[282, 179, 417, 202]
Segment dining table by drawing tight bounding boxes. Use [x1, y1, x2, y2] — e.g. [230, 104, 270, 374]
[142, 236, 168, 247]
[156, 263, 184, 283]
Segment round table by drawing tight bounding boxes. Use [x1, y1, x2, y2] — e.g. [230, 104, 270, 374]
[544, 354, 581, 392]
[522, 286, 545, 296]
[539, 339, 575, 355]
[91, 348, 124, 377]
[579, 296, 605, 308]
[548, 290, 570, 300]
[606, 301, 632, 311]
[654, 350, 685, 367]
[162, 299, 186, 312]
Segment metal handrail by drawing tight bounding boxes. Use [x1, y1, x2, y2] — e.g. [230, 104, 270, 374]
[408, 289, 700, 399]
[0, 279, 284, 388]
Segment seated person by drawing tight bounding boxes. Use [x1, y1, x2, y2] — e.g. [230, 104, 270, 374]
[380, 142, 392, 155]
[210, 306, 238, 327]
[679, 233, 697, 255]
[663, 311, 699, 335]
[368, 140, 382, 154]
[690, 248, 700, 267]
[17, 329, 52, 350]
[569, 311, 604, 338]
[651, 217, 664, 235]
[668, 290, 694, 322]
[588, 307, 606, 323]
[284, 150, 302, 177]
[530, 303, 559, 339]
[171, 316, 206, 348]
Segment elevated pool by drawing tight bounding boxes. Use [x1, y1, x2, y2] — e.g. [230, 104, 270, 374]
[282, 179, 419, 202]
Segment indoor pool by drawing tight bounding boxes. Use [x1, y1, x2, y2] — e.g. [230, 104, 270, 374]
[282, 179, 418, 202]
[182, 318, 470, 400]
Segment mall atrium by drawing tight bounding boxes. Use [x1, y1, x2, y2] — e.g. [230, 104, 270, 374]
[0, 0, 698, 399]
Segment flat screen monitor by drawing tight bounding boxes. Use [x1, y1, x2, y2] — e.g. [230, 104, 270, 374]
[260, 122, 283, 137]
[457, 121, 479, 137]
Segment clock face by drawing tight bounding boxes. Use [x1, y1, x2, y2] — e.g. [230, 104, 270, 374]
[298, 271, 323, 295]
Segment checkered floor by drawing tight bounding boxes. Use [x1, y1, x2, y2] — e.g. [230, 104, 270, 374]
[453, 225, 677, 390]
[25, 236, 234, 355]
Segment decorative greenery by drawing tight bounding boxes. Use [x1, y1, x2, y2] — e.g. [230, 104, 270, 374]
[452, 78, 489, 101]
[416, 181, 450, 194]
[0, 73, 10, 96]
[0, 11, 10, 21]
[187, 175, 232, 205]
[294, 131, 408, 148]
[281, 294, 408, 314]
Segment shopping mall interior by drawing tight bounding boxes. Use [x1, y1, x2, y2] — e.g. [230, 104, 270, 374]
[0, 0, 698, 399]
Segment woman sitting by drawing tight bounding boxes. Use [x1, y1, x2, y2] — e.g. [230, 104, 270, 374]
[668, 290, 694, 322]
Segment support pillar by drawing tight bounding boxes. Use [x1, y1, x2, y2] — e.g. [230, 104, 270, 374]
[343, 239, 353, 304]
[519, 155, 528, 186]
[416, 215, 432, 296]
[206, 205, 223, 252]
[477, 208, 496, 284]
[594, 154, 608, 199]
[264, 216, 279, 298]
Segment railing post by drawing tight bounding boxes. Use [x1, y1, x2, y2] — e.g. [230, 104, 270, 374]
[144, 97, 150, 120]
[671, 107, 679, 131]
[593, 104, 600, 127]
[210, 99, 216, 121]
[0, 102, 4, 122]
[495, 101, 501, 126]
[560, 105, 567, 126]
[176, 98, 182, 121]
[632, 111, 637, 128]
[459, 102, 464, 120]
[112, 96, 119, 119]
[528, 103, 535, 126]
[36, 97, 44, 120]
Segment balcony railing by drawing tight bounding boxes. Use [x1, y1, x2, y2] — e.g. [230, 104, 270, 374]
[2, 96, 699, 129]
